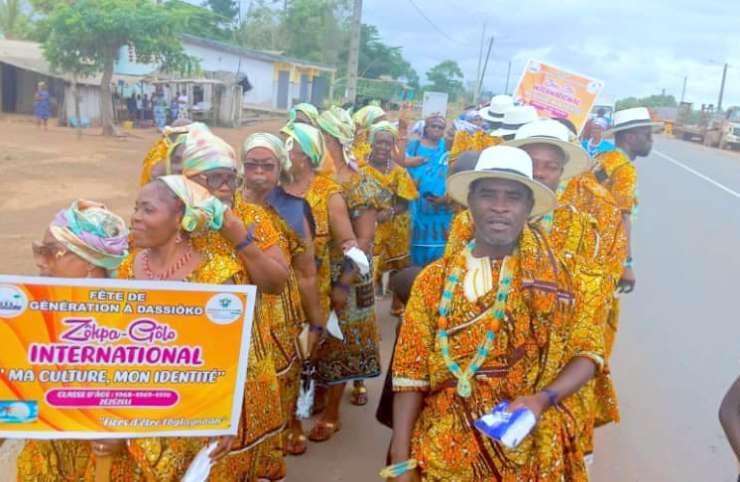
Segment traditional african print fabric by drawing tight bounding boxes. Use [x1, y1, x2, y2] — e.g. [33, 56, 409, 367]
[207, 201, 286, 482]
[406, 138, 453, 266]
[313, 170, 384, 384]
[114, 247, 243, 482]
[392, 226, 604, 481]
[303, 174, 344, 320]
[352, 129, 372, 166]
[235, 193, 309, 482]
[448, 130, 502, 169]
[444, 209, 475, 259]
[361, 163, 418, 275]
[593, 148, 638, 216]
[139, 137, 170, 186]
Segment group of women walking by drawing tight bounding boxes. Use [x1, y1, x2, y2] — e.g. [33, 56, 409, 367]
[9, 102, 456, 481]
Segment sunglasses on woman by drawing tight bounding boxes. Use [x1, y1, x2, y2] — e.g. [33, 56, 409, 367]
[197, 170, 242, 190]
[31, 240, 68, 261]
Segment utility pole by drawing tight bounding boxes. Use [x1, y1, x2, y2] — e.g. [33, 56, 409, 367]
[345, 0, 362, 104]
[477, 36, 494, 101]
[474, 22, 486, 104]
[718, 62, 728, 112]
[504, 60, 512, 95]
[680, 76, 687, 103]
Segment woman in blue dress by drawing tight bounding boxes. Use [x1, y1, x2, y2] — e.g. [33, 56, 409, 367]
[404, 114, 453, 266]
[34, 82, 51, 130]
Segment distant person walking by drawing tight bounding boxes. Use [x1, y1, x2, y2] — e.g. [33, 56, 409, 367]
[34, 82, 51, 130]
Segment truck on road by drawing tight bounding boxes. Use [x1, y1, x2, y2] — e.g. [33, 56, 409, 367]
[673, 102, 740, 149]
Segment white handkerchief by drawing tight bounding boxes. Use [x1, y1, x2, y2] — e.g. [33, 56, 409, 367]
[344, 246, 370, 275]
[182, 441, 218, 482]
[326, 310, 344, 340]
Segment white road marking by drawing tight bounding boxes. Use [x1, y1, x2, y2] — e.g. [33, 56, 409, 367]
[654, 149, 740, 199]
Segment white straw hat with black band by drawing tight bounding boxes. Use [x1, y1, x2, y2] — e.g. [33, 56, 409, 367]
[506, 119, 592, 179]
[608, 107, 663, 134]
[490, 105, 540, 137]
[447, 145, 556, 218]
[479, 94, 514, 123]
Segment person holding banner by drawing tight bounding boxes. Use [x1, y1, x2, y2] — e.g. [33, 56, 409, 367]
[117, 176, 242, 480]
[239, 132, 323, 466]
[17, 200, 133, 481]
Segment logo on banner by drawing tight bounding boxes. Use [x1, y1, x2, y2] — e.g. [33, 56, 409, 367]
[0, 285, 28, 318]
[205, 293, 244, 325]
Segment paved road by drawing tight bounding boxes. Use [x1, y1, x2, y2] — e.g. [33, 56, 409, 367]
[288, 137, 740, 481]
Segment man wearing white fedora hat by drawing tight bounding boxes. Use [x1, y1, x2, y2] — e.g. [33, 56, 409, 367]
[490, 105, 540, 141]
[386, 145, 602, 481]
[594, 106, 661, 294]
[479, 94, 514, 130]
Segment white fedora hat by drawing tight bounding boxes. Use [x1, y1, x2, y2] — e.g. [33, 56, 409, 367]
[479, 95, 514, 123]
[490, 105, 540, 137]
[609, 107, 663, 133]
[506, 119, 592, 179]
[447, 145, 556, 218]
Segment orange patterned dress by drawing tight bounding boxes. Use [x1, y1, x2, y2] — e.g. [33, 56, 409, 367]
[361, 163, 418, 277]
[138, 137, 170, 186]
[113, 247, 243, 482]
[448, 130, 502, 171]
[593, 148, 638, 216]
[304, 174, 345, 321]
[393, 226, 604, 481]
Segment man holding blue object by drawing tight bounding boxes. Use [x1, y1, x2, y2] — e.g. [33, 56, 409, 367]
[384, 145, 604, 481]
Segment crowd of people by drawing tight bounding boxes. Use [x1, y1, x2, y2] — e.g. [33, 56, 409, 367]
[2, 93, 660, 481]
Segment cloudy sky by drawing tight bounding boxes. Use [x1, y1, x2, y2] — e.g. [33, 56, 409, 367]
[360, 0, 739, 107]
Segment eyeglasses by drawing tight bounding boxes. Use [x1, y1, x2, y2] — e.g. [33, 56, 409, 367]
[428, 124, 446, 130]
[31, 241, 68, 261]
[243, 161, 278, 173]
[197, 171, 242, 190]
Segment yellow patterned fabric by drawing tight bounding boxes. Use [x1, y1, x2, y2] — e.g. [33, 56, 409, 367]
[448, 130, 502, 171]
[444, 209, 475, 259]
[139, 137, 170, 186]
[594, 148, 638, 215]
[393, 226, 603, 481]
[114, 247, 242, 482]
[352, 130, 372, 167]
[361, 163, 418, 275]
[303, 174, 345, 320]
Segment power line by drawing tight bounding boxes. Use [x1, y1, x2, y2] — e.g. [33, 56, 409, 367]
[406, 0, 461, 45]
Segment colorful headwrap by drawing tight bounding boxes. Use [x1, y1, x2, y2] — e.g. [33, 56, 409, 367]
[423, 113, 447, 138]
[352, 105, 386, 130]
[369, 120, 399, 144]
[243, 132, 290, 172]
[289, 103, 320, 126]
[281, 122, 325, 168]
[180, 128, 239, 178]
[166, 122, 211, 174]
[592, 117, 609, 131]
[49, 200, 129, 270]
[158, 175, 227, 233]
[317, 106, 356, 147]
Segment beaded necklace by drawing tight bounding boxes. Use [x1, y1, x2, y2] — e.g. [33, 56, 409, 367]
[539, 181, 567, 234]
[437, 240, 516, 398]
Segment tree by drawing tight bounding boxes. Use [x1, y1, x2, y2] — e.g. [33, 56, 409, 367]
[616, 94, 677, 110]
[236, 0, 280, 51]
[40, 0, 194, 136]
[426, 60, 464, 102]
[352, 25, 417, 85]
[205, 0, 238, 23]
[0, 0, 30, 39]
[165, 0, 230, 42]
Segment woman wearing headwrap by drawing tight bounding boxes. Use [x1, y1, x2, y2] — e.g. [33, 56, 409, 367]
[311, 107, 385, 430]
[117, 176, 240, 481]
[289, 102, 320, 126]
[581, 116, 615, 158]
[404, 113, 454, 267]
[360, 121, 418, 315]
[239, 133, 323, 466]
[351, 104, 386, 163]
[17, 200, 137, 481]
[175, 131, 292, 481]
[281, 121, 369, 441]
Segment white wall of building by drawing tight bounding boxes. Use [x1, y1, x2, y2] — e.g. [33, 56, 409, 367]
[180, 41, 275, 108]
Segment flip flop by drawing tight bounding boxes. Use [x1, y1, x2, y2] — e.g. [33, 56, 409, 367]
[307, 420, 341, 442]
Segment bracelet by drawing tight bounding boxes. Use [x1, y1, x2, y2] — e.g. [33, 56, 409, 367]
[308, 324, 324, 334]
[624, 256, 633, 269]
[542, 388, 559, 408]
[379, 459, 418, 479]
[235, 224, 256, 251]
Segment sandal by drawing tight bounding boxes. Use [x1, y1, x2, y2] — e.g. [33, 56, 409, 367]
[351, 383, 368, 406]
[308, 420, 341, 442]
[284, 430, 307, 456]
